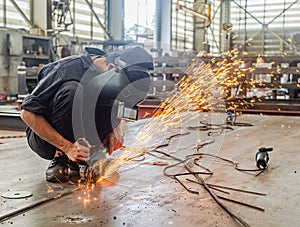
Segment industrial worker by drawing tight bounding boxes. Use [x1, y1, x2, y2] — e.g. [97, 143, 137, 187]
[20, 46, 153, 183]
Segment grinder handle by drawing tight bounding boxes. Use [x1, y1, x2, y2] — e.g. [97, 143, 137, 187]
[258, 147, 273, 152]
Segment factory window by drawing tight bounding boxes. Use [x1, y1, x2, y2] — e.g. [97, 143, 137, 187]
[171, 0, 195, 51]
[124, 0, 155, 44]
[230, 0, 300, 56]
[0, 0, 30, 29]
[56, 0, 108, 41]
[171, 0, 222, 54]
[0, 0, 108, 41]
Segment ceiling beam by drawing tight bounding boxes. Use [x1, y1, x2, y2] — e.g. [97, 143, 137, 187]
[9, 0, 35, 27]
[84, 0, 112, 40]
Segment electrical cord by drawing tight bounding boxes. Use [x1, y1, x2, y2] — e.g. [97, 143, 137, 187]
[187, 120, 234, 131]
[149, 148, 252, 227]
[139, 117, 264, 227]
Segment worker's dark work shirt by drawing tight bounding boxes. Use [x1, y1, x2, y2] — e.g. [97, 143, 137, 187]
[21, 48, 100, 115]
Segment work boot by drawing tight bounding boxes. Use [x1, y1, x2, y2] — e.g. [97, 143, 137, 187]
[68, 161, 81, 182]
[46, 155, 69, 183]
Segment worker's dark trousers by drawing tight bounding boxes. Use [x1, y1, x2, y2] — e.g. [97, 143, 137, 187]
[26, 81, 84, 160]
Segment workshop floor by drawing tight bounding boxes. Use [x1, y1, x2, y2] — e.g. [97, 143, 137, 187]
[0, 113, 299, 227]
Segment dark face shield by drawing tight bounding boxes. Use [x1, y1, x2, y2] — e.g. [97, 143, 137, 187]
[82, 66, 151, 143]
[95, 66, 151, 109]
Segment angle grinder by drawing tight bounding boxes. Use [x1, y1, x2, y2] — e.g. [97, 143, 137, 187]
[76, 138, 108, 182]
[255, 147, 273, 169]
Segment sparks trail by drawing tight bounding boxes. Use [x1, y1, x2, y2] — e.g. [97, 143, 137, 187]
[79, 50, 261, 225]
[100, 49, 255, 186]
[102, 58, 226, 181]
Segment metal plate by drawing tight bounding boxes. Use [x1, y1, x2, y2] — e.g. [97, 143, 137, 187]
[1, 191, 32, 199]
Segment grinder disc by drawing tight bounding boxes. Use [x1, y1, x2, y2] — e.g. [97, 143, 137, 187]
[1, 191, 32, 199]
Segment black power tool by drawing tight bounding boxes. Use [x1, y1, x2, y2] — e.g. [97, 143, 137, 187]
[76, 138, 108, 182]
[255, 147, 273, 169]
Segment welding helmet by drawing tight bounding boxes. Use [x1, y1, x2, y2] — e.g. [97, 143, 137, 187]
[83, 47, 153, 144]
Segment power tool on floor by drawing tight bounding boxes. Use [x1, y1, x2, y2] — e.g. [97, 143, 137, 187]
[225, 108, 237, 125]
[255, 147, 273, 169]
[225, 110, 233, 124]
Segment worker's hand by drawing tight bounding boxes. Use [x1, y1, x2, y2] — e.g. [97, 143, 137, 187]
[64, 139, 90, 162]
[107, 124, 124, 155]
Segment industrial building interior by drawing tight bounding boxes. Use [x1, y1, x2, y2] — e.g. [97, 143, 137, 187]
[0, 0, 299, 226]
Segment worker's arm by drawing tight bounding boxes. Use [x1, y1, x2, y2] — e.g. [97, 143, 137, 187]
[20, 109, 89, 162]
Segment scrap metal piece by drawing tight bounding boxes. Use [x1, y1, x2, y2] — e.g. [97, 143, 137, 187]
[1, 191, 32, 199]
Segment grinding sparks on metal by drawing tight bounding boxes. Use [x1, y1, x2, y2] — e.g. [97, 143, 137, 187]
[91, 49, 258, 185]
[74, 50, 269, 212]
[79, 50, 270, 227]
[101, 62, 223, 182]
[72, 50, 270, 218]
[0, 50, 267, 224]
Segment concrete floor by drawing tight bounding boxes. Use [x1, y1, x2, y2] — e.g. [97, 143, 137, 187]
[0, 113, 299, 227]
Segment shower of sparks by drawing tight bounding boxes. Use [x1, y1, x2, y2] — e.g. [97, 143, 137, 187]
[99, 49, 257, 183]
[78, 49, 284, 188]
